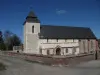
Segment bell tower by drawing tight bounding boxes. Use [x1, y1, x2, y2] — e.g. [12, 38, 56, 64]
[23, 11, 40, 54]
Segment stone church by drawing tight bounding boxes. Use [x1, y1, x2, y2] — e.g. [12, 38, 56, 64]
[23, 11, 98, 55]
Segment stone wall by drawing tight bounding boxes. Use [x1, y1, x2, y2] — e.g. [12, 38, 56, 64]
[0, 51, 100, 66]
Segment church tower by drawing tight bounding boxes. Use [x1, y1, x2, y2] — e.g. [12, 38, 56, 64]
[23, 11, 40, 54]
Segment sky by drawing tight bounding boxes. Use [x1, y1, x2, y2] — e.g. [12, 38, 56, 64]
[0, 0, 100, 42]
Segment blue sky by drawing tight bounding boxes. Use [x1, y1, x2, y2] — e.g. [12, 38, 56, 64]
[0, 0, 100, 42]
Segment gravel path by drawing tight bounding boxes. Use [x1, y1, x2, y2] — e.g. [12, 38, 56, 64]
[0, 56, 100, 75]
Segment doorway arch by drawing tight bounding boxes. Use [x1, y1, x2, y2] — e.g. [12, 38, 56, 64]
[56, 48, 61, 55]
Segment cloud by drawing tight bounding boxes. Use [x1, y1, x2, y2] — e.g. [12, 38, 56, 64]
[56, 9, 67, 15]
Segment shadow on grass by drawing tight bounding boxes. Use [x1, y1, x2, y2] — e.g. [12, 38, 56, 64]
[0, 63, 6, 71]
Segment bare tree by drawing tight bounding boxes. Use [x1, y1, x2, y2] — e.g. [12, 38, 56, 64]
[0, 31, 6, 50]
[3, 30, 22, 50]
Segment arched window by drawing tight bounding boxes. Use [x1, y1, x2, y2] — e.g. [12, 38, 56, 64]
[47, 50, 50, 55]
[32, 26, 34, 33]
[66, 48, 68, 53]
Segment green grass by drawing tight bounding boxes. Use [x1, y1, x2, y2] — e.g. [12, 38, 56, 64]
[0, 63, 6, 71]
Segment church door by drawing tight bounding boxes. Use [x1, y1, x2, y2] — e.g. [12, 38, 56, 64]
[56, 48, 61, 55]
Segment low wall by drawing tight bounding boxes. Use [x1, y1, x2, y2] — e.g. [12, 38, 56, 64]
[0, 51, 99, 66]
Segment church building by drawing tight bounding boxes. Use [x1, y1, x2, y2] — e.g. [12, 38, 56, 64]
[23, 11, 98, 55]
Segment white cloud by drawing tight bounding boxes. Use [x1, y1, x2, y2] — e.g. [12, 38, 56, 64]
[56, 9, 67, 15]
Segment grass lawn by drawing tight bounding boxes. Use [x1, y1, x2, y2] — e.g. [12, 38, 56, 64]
[0, 63, 6, 71]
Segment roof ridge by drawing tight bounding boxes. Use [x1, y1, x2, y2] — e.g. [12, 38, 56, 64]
[41, 25, 90, 29]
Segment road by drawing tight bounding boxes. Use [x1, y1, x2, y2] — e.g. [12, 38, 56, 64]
[0, 56, 100, 75]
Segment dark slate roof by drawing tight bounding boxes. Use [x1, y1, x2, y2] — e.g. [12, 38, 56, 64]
[26, 11, 37, 18]
[23, 11, 40, 24]
[39, 25, 96, 39]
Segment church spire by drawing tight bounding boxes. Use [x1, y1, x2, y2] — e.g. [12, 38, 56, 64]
[24, 11, 40, 25]
[26, 11, 37, 18]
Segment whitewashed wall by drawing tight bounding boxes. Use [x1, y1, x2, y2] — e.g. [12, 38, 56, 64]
[58, 39, 65, 43]
[39, 39, 79, 55]
[48, 39, 57, 43]
[39, 39, 79, 44]
[25, 22, 40, 34]
[75, 48, 79, 55]
[39, 42, 79, 49]
[79, 39, 88, 53]
[66, 39, 73, 42]
[42, 50, 47, 55]
[40, 39, 47, 43]
[89, 39, 97, 51]
[79, 39, 97, 54]
[63, 47, 79, 55]
[49, 49, 54, 54]
[63, 48, 73, 55]
[24, 22, 40, 54]
[74, 39, 79, 42]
